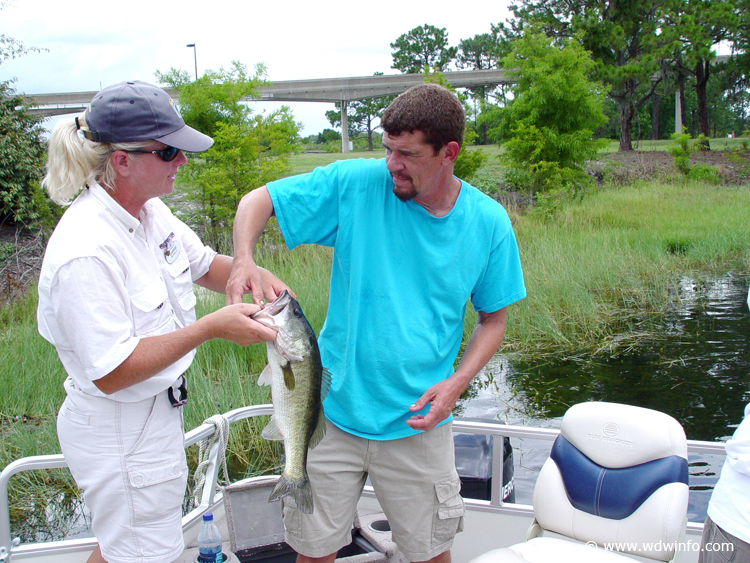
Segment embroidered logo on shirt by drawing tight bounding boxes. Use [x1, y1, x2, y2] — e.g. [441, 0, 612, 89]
[159, 232, 182, 264]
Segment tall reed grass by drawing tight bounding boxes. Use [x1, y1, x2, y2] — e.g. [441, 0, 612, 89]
[507, 181, 750, 353]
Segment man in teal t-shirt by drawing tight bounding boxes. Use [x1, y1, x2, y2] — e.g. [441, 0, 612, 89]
[228, 84, 526, 563]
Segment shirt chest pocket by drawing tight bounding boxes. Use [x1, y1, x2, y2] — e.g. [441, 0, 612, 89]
[166, 251, 197, 323]
[130, 279, 171, 336]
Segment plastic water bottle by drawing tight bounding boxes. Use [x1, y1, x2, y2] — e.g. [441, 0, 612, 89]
[197, 512, 223, 563]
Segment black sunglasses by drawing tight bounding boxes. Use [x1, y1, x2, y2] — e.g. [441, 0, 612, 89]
[122, 146, 181, 162]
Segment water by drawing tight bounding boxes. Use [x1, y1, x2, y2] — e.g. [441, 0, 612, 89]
[454, 272, 750, 522]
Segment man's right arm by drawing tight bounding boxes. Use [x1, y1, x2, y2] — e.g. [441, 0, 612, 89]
[226, 186, 275, 305]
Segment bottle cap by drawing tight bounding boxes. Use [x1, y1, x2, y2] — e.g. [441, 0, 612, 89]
[202, 513, 214, 521]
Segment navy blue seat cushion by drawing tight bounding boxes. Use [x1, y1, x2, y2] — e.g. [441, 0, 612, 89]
[549, 435, 688, 520]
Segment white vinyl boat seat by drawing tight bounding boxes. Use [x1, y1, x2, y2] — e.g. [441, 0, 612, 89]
[468, 401, 689, 563]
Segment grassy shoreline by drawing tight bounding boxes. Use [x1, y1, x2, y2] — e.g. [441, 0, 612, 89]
[508, 181, 750, 352]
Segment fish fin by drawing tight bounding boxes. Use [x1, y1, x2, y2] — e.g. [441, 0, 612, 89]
[261, 416, 285, 441]
[268, 473, 314, 514]
[257, 365, 273, 386]
[281, 361, 295, 390]
[308, 409, 327, 450]
[320, 368, 332, 401]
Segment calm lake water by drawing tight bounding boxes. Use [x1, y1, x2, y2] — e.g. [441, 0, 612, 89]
[455, 271, 750, 522]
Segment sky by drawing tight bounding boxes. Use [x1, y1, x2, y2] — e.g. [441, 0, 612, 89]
[2, 0, 513, 136]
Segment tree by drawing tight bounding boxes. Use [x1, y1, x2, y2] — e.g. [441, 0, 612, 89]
[157, 62, 265, 139]
[391, 24, 457, 74]
[325, 98, 394, 152]
[721, 79, 750, 134]
[0, 80, 48, 226]
[316, 129, 341, 144]
[510, 0, 680, 151]
[655, 0, 738, 149]
[0, 3, 50, 227]
[499, 29, 609, 201]
[455, 25, 516, 144]
[156, 61, 300, 249]
[456, 33, 503, 71]
[1, 1, 46, 65]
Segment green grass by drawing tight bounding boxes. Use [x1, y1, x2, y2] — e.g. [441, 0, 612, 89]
[286, 149, 382, 177]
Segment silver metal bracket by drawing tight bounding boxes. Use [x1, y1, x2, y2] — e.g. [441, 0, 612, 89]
[0, 538, 20, 562]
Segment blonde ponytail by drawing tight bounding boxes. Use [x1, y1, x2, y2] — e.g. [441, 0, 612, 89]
[42, 116, 152, 206]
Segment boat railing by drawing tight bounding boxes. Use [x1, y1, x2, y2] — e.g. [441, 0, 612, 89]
[0, 405, 727, 562]
[450, 418, 727, 538]
[0, 404, 274, 562]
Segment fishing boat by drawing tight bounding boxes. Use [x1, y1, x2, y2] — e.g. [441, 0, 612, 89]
[0, 402, 728, 563]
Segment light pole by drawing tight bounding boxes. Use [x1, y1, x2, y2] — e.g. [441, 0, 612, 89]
[186, 44, 197, 81]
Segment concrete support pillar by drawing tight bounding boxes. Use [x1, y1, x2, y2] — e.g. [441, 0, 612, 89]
[675, 91, 682, 135]
[341, 100, 349, 153]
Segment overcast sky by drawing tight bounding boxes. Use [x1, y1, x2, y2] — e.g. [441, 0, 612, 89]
[2, 0, 512, 136]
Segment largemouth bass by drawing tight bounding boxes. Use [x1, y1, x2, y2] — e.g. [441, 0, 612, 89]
[252, 290, 330, 514]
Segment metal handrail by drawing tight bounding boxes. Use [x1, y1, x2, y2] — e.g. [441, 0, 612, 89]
[450, 419, 727, 510]
[0, 406, 727, 561]
[0, 404, 274, 562]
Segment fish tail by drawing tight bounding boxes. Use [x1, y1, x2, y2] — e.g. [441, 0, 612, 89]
[268, 473, 314, 514]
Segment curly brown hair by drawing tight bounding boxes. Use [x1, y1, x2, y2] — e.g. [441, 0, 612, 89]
[381, 83, 465, 153]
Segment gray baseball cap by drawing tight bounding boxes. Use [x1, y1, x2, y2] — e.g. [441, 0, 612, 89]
[80, 80, 213, 152]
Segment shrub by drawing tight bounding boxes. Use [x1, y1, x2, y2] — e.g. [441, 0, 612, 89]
[668, 132, 693, 175]
[668, 133, 710, 176]
[687, 164, 723, 185]
[498, 30, 608, 203]
[454, 147, 487, 183]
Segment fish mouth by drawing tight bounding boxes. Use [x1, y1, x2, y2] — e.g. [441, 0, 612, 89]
[264, 290, 292, 314]
[251, 289, 292, 327]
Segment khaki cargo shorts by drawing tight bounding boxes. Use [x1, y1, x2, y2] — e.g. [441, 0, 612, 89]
[282, 420, 464, 561]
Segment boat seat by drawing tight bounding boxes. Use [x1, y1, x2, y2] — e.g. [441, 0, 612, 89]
[468, 401, 689, 563]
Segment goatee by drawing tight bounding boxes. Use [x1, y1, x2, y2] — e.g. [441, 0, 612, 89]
[393, 188, 417, 202]
[391, 174, 417, 202]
